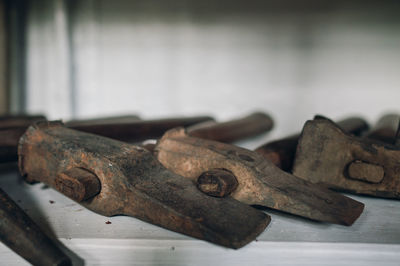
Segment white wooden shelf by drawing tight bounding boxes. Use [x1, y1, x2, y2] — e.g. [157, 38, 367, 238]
[1, 163, 399, 265]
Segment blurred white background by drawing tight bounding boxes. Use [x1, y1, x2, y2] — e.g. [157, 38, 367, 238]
[19, 0, 400, 137]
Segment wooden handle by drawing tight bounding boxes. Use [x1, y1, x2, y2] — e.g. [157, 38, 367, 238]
[336, 117, 369, 136]
[0, 115, 45, 129]
[0, 188, 72, 266]
[254, 135, 298, 171]
[0, 127, 27, 163]
[69, 115, 214, 142]
[0, 116, 214, 163]
[187, 112, 274, 143]
[65, 115, 140, 127]
[365, 114, 400, 144]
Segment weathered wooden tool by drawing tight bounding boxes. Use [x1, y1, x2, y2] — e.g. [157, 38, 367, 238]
[364, 113, 400, 144]
[292, 117, 400, 199]
[255, 116, 369, 172]
[0, 188, 72, 266]
[0, 115, 213, 163]
[154, 128, 364, 225]
[18, 122, 270, 249]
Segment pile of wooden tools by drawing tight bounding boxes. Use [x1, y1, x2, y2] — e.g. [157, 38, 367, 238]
[0, 112, 399, 265]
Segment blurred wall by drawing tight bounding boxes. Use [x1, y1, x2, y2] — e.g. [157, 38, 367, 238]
[0, 0, 6, 114]
[23, 0, 400, 137]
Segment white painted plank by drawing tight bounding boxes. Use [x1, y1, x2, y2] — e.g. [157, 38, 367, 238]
[1, 239, 400, 266]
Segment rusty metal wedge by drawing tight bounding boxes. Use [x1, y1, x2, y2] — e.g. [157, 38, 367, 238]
[154, 128, 364, 226]
[18, 121, 270, 249]
[293, 117, 400, 199]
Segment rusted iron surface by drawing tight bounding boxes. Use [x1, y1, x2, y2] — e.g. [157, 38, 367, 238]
[293, 118, 400, 199]
[0, 114, 45, 129]
[0, 115, 213, 164]
[18, 122, 270, 249]
[255, 116, 369, 172]
[197, 169, 238, 197]
[155, 128, 364, 226]
[0, 188, 72, 266]
[365, 114, 400, 144]
[187, 112, 273, 143]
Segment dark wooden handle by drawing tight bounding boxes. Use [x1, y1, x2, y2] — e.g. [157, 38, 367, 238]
[187, 112, 274, 143]
[336, 117, 370, 136]
[65, 115, 140, 127]
[254, 135, 298, 171]
[0, 188, 72, 266]
[69, 115, 214, 142]
[0, 116, 214, 163]
[0, 127, 28, 163]
[365, 114, 400, 144]
[0, 115, 45, 129]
